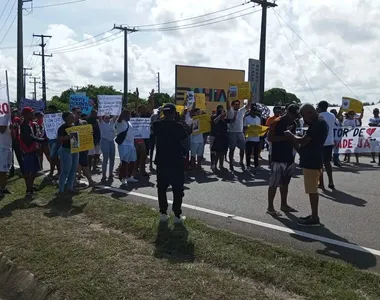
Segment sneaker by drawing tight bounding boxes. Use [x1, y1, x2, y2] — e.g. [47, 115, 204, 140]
[159, 214, 169, 222]
[239, 162, 245, 170]
[127, 177, 138, 183]
[173, 216, 184, 225]
[101, 176, 107, 183]
[297, 216, 320, 227]
[121, 178, 127, 186]
[1, 188, 12, 194]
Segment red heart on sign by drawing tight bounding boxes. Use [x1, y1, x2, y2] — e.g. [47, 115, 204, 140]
[366, 128, 376, 136]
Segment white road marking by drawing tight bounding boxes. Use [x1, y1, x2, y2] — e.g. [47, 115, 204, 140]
[14, 165, 380, 257]
[97, 185, 380, 257]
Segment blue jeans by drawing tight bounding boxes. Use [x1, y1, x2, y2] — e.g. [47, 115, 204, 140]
[58, 148, 79, 192]
[100, 138, 115, 177]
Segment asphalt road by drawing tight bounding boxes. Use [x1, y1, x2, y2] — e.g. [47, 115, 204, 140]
[38, 146, 380, 271]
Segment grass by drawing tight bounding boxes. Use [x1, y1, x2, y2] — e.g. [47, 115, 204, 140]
[0, 176, 379, 300]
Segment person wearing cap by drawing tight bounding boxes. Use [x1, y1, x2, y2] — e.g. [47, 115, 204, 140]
[343, 109, 363, 163]
[153, 103, 190, 224]
[267, 104, 299, 216]
[0, 108, 12, 198]
[226, 93, 252, 171]
[19, 107, 46, 196]
[317, 101, 336, 190]
[285, 104, 328, 227]
[369, 108, 380, 165]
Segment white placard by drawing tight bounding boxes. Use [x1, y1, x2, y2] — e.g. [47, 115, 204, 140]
[130, 118, 151, 139]
[98, 95, 122, 116]
[0, 88, 10, 126]
[186, 91, 195, 108]
[43, 113, 64, 140]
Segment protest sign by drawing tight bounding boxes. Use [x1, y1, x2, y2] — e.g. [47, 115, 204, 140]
[176, 105, 185, 115]
[245, 125, 268, 137]
[185, 91, 195, 108]
[333, 126, 380, 154]
[229, 82, 251, 101]
[70, 94, 92, 115]
[195, 93, 206, 111]
[65, 124, 94, 153]
[43, 113, 64, 139]
[130, 118, 150, 139]
[20, 98, 45, 112]
[341, 97, 363, 114]
[0, 88, 10, 126]
[192, 114, 211, 135]
[97, 95, 122, 116]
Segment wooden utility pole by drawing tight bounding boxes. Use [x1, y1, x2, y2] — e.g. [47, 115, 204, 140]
[23, 67, 32, 98]
[29, 76, 39, 99]
[250, 0, 277, 102]
[33, 34, 52, 104]
[113, 25, 138, 105]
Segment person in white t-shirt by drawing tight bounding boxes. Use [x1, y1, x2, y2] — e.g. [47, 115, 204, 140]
[0, 123, 12, 197]
[116, 109, 138, 186]
[368, 107, 380, 165]
[317, 101, 336, 189]
[226, 94, 252, 171]
[343, 110, 363, 163]
[243, 104, 261, 170]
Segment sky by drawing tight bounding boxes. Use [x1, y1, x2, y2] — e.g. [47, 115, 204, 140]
[0, 0, 380, 106]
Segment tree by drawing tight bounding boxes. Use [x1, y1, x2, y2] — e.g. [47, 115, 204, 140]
[152, 92, 172, 108]
[262, 88, 301, 106]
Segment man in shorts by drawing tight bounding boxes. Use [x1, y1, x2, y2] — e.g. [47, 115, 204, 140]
[267, 104, 300, 215]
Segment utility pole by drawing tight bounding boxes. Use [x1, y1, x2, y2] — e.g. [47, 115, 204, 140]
[157, 72, 161, 94]
[33, 34, 52, 105]
[17, 0, 33, 106]
[113, 25, 138, 105]
[250, 0, 277, 102]
[23, 67, 32, 98]
[29, 76, 39, 100]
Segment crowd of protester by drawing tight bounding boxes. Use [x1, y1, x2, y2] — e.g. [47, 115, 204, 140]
[0, 94, 379, 227]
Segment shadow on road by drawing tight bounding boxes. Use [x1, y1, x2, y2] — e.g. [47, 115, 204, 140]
[320, 189, 367, 207]
[270, 213, 377, 270]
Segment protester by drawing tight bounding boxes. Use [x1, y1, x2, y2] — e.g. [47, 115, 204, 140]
[368, 108, 380, 165]
[343, 110, 363, 163]
[87, 109, 101, 173]
[57, 112, 79, 194]
[116, 109, 137, 185]
[330, 109, 343, 166]
[99, 114, 117, 182]
[317, 101, 336, 189]
[135, 105, 151, 176]
[153, 104, 189, 224]
[243, 104, 262, 170]
[19, 107, 45, 196]
[0, 118, 12, 197]
[190, 108, 204, 170]
[149, 107, 161, 169]
[267, 104, 299, 215]
[46, 105, 61, 180]
[285, 104, 328, 227]
[35, 112, 51, 170]
[9, 114, 23, 177]
[227, 95, 252, 171]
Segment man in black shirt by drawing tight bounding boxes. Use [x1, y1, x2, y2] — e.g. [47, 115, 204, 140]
[285, 104, 328, 227]
[267, 104, 299, 215]
[153, 104, 189, 224]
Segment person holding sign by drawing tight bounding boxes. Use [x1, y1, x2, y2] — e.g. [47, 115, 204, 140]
[57, 112, 79, 194]
[343, 109, 363, 164]
[368, 108, 380, 166]
[190, 108, 205, 170]
[243, 104, 262, 170]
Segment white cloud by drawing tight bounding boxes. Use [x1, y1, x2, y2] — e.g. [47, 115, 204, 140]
[0, 0, 379, 108]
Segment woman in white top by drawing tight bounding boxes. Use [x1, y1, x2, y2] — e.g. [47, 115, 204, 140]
[116, 109, 138, 186]
[343, 110, 363, 163]
[98, 114, 118, 182]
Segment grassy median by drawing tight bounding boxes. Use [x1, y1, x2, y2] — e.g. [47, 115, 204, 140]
[0, 176, 379, 300]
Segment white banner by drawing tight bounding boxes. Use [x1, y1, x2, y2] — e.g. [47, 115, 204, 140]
[98, 95, 122, 116]
[43, 113, 64, 140]
[0, 87, 10, 126]
[130, 118, 150, 139]
[334, 127, 380, 153]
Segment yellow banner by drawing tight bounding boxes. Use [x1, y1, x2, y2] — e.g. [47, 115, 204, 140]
[66, 124, 94, 153]
[229, 82, 251, 101]
[192, 114, 211, 135]
[341, 97, 363, 114]
[245, 125, 268, 137]
[195, 93, 206, 111]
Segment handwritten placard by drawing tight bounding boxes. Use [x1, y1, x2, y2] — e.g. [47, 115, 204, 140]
[70, 94, 92, 115]
[20, 98, 45, 112]
[97, 95, 122, 116]
[43, 113, 64, 139]
[130, 118, 150, 139]
[0, 88, 10, 125]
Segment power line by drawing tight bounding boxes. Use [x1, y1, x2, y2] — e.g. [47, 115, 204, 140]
[140, 6, 261, 32]
[0, 14, 16, 46]
[0, 0, 12, 22]
[0, 0, 16, 38]
[272, 9, 317, 102]
[47, 28, 113, 51]
[32, 0, 86, 9]
[129, 2, 248, 28]
[273, 9, 360, 100]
